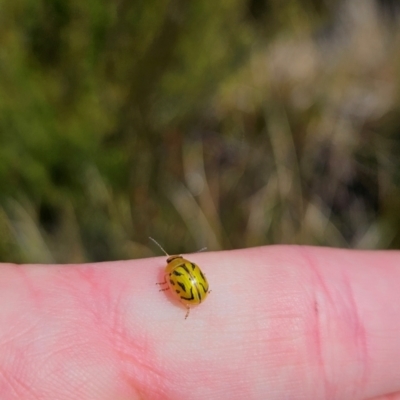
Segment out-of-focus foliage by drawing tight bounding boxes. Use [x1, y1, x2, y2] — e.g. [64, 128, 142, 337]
[0, 0, 399, 263]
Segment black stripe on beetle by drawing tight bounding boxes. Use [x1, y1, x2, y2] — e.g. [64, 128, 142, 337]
[199, 269, 206, 281]
[178, 264, 191, 275]
[196, 284, 203, 302]
[180, 287, 195, 301]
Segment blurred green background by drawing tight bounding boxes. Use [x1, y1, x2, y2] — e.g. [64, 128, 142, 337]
[0, 0, 399, 263]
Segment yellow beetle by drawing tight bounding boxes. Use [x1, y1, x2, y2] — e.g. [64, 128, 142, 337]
[150, 237, 210, 319]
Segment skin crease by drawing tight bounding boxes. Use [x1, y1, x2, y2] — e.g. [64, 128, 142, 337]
[0, 246, 399, 399]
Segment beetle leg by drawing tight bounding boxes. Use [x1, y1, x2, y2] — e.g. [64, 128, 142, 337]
[156, 275, 169, 291]
[156, 275, 167, 285]
[184, 305, 190, 320]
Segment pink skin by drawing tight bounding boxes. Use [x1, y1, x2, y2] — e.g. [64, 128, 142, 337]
[0, 246, 400, 400]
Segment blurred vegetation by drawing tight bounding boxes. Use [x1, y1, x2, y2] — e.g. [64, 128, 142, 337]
[0, 0, 399, 263]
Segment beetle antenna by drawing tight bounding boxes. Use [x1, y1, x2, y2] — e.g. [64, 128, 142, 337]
[149, 237, 170, 256]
